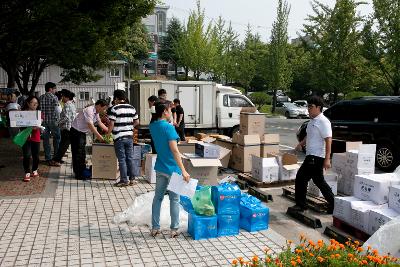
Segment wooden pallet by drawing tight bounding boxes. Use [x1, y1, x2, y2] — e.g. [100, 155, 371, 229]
[238, 173, 295, 188]
[248, 187, 273, 202]
[282, 186, 329, 213]
[329, 217, 370, 242]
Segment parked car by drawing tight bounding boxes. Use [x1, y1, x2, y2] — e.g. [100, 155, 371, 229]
[293, 100, 307, 107]
[296, 96, 400, 171]
[276, 102, 309, 119]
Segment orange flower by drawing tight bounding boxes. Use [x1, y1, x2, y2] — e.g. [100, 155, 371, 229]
[335, 254, 341, 258]
[291, 260, 297, 266]
[330, 254, 336, 259]
[295, 249, 303, 254]
[354, 240, 360, 246]
[299, 243, 305, 247]
[265, 257, 271, 263]
[309, 253, 314, 257]
[330, 239, 335, 245]
[288, 240, 293, 244]
[348, 253, 354, 258]
[232, 259, 238, 265]
[317, 256, 324, 262]
[308, 240, 315, 247]
[367, 245, 372, 251]
[339, 244, 345, 249]
[252, 256, 259, 263]
[305, 248, 310, 252]
[372, 249, 379, 256]
[357, 247, 364, 252]
[238, 257, 244, 263]
[362, 260, 368, 265]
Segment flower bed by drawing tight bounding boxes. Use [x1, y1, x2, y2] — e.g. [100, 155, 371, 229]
[231, 235, 399, 266]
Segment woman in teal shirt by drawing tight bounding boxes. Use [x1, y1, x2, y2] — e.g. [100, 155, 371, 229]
[149, 102, 190, 238]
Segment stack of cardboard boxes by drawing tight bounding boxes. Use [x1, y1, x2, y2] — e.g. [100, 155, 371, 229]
[332, 145, 400, 235]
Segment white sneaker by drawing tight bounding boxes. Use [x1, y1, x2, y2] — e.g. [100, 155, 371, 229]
[23, 173, 31, 182]
[32, 170, 39, 177]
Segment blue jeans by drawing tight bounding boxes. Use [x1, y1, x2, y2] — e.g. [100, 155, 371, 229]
[152, 172, 180, 230]
[114, 138, 137, 183]
[42, 122, 61, 161]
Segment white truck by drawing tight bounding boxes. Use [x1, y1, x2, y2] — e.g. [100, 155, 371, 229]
[129, 80, 257, 136]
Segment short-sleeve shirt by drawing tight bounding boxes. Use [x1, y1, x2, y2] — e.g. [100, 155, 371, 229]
[71, 105, 100, 133]
[306, 113, 332, 158]
[149, 120, 181, 175]
[108, 103, 138, 141]
[39, 92, 60, 123]
[175, 105, 184, 127]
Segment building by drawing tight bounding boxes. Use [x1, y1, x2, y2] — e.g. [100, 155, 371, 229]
[142, 5, 170, 76]
[0, 60, 126, 110]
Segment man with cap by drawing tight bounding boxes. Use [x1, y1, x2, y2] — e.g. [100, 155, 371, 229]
[50, 89, 76, 166]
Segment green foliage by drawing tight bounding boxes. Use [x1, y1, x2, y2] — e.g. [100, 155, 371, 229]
[0, 0, 156, 94]
[267, 0, 292, 112]
[345, 91, 374, 99]
[249, 92, 272, 109]
[302, 0, 364, 102]
[361, 0, 400, 95]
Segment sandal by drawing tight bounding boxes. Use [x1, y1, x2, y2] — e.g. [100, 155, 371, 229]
[151, 229, 160, 237]
[170, 230, 179, 238]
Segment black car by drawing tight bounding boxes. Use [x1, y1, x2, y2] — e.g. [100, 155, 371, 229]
[296, 96, 400, 171]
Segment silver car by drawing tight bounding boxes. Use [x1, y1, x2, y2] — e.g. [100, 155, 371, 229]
[275, 102, 309, 119]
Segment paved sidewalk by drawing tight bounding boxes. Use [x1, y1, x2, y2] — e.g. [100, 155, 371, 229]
[0, 154, 287, 267]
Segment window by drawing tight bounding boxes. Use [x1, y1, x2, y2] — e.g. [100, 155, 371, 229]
[156, 11, 166, 33]
[110, 67, 120, 77]
[79, 92, 90, 101]
[97, 92, 107, 100]
[229, 95, 252, 107]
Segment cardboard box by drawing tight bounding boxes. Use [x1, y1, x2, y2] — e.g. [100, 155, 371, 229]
[230, 144, 260, 173]
[354, 174, 400, 204]
[369, 207, 400, 235]
[219, 146, 232, 168]
[215, 139, 235, 151]
[232, 133, 261, 146]
[332, 153, 347, 175]
[350, 201, 387, 233]
[92, 143, 119, 179]
[145, 154, 157, 183]
[182, 154, 222, 185]
[347, 144, 377, 169]
[195, 133, 209, 141]
[251, 155, 279, 183]
[260, 144, 280, 157]
[389, 185, 400, 213]
[195, 143, 220, 158]
[239, 112, 266, 136]
[9, 110, 42, 127]
[178, 143, 196, 154]
[280, 153, 300, 181]
[332, 140, 362, 154]
[308, 180, 338, 197]
[262, 134, 280, 144]
[341, 166, 375, 195]
[333, 196, 361, 223]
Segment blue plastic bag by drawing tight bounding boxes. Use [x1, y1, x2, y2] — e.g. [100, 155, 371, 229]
[240, 194, 269, 232]
[217, 214, 240, 236]
[188, 211, 218, 240]
[212, 183, 241, 215]
[180, 195, 194, 212]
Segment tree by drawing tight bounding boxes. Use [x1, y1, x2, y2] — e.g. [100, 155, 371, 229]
[302, 0, 364, 102]
[174, 0, 216, 80]
[249, 92, 272, 110]
[267, 0, 292, 113]
[361, 0, 400, 96]
[0, 0, 156, 94]
[158, 17, 183, 80]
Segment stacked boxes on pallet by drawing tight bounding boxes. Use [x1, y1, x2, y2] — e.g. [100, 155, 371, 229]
[332, 143, 400, 235]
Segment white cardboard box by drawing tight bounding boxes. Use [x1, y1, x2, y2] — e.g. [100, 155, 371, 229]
[308, 179, 338, 198]
[350, 201, 388, 233]
[341, 166, 375, 196]
[280, 153, 299, 181]
[333, 196, 361, 223]
[251, 155, 279, 183]
[145, 154, 157, 183]
[389, 185, 400, 213]
[332, 153, 347, 174]
[354, 174, 400, 204]
[346, 144, 376, 169]
[368, 207, 400, 235]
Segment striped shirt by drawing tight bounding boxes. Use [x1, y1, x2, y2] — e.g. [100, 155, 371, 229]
[108, 104, 139, 141]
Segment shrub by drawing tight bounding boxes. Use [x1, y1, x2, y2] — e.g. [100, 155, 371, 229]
[231, 235, 399, 267]
[249, 92, 272, 110]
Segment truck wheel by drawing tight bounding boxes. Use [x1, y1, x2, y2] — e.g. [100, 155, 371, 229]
[376, 143, 398, 172]
[229, 125, 240, 137]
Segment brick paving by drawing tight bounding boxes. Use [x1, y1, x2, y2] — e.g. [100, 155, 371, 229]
[0, 153, 287, 267]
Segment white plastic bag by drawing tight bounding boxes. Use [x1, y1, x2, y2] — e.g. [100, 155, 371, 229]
[362, 216, 400, 257]
[167, 173, 198, 198]
[112, 191, 188, 232]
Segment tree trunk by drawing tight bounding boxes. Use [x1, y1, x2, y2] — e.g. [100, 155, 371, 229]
[6, 68, 17, 89]
[174, 63, 178, 80]
[184, 67, 189, 81]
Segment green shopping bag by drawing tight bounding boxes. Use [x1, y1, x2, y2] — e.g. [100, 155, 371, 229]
[13, 127, 32, 147]
[192, 186, 215, 216]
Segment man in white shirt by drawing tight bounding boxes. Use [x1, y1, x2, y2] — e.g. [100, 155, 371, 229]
[293, 96, 335, 213]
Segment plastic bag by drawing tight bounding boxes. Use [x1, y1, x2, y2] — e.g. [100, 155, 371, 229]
[362, 216, 400, 257]
[240, 193, 262, 208]
[13, 127, 32, 147]
[192, 186, 215, 216]
[113, 191, 189, 232]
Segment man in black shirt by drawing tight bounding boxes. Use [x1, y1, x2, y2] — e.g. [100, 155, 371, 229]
[173, 98, 185, 141]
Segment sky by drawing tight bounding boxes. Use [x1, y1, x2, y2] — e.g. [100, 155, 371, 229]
[161, 0, 373, 42]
